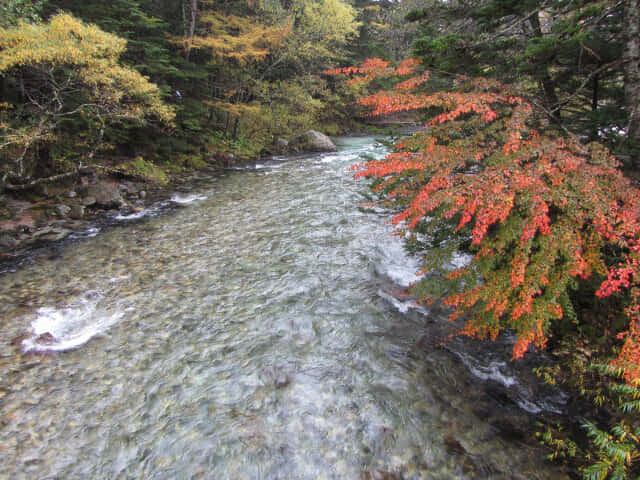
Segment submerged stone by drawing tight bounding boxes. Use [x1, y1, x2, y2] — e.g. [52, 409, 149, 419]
[35, 332, 56, 345]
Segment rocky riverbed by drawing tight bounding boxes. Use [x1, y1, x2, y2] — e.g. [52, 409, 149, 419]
[0, 130, 340, 262]
[0, 174, 168, 260]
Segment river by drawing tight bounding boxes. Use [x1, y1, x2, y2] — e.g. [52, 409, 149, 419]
[0, 137, 569, 479]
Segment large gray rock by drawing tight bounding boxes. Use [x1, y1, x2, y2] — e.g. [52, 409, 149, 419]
[290, 130, 337, 153]
[85, 181, 125, 209]
[56, 204, 71, 217]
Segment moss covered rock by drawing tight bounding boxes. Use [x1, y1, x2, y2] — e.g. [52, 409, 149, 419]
[117, 157, 168, 185]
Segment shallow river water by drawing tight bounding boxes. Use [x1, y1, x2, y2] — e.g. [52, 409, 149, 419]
[0, 138, 568, 479]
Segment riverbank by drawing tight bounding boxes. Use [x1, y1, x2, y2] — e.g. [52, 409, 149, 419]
[0, 129, 352, 267]
[0, 167, 205, 267]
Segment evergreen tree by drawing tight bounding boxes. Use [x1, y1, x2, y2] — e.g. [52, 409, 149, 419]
[406, 0, 638, 165]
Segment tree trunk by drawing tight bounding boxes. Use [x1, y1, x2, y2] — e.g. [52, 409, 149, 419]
[529, 12, 561, 124]
[232, 117, 240, 140]
[184, 0, 198, 60]
[623, 0, 640, 168]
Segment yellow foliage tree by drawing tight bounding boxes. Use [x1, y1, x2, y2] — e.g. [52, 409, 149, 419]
[297, 0, 359, 61]
[0, 13, 174, 187]
[176, 0, 288, 64]
[190, 10, 288, 64]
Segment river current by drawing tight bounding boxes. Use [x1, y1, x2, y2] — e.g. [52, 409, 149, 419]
[0, 138, 568, 479]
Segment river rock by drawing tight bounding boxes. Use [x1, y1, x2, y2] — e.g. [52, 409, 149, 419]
[82, 196, 97, 207]
[85, 181, 125, 209]
[69, 205, 85, 219]
[444, 435, 467, 455]
[56, 205, 71, 217]
[32, 226, 72, 242]
[273, 138, 289, 154]
[35, 332, 56, 345]
[290, 130, 337, 153]
[10, 333, 30, 346]
[0, 233, 18, 249]
[34, 184, 50, 197]
[139, 190, 147, 200]
[273, 372, 290, 389]
[261, 367, 291, 389]
[67, 190, 77, 198]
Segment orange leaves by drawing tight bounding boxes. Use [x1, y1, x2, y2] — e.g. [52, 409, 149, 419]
[597, 264, 638, 298]
[338, 58, 640, 374]
[520, 196, 551, 243]
[352, 152, 422, 179]
[394, 73, 431, 91]
[611, 297, 640, 382]
[325, 57, 421, 84]
[512, 324, 548, 359]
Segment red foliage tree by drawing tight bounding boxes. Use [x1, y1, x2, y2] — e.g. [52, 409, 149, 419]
[328, 59, 640, 380]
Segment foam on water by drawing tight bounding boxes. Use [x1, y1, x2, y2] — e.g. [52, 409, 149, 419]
[69, 226, 101, 240]
[378, 289, 428, 314]
[115, 210, 150, 221]
[374, 238, 423, 287]
[170, 193, 207, 204]
[455, 351, 518, 387]
[21, 293, 123, 352]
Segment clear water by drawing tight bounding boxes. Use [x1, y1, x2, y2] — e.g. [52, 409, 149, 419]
[0, 138, 568, 479]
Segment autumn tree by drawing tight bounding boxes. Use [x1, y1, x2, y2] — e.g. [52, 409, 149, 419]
[0, 13, 174, 189]
[330, 57, 640, 474]
[329, 57, 640, 376]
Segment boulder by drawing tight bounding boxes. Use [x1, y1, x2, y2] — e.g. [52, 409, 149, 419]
[69, 205, 85, 219]
[85, 181, 125, 209]
[10, 333, 30, 346]
[56, 204, 71, 217]
[290, 130, 337, 153]
[273, 137, 290, 154]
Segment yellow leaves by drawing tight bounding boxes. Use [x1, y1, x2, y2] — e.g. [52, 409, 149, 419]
[205, 101, 262, 118]
[179, 10, 288, 64]
[293, 0, 359, 59]
[0, 14, 174, 126]
[0, 14, 125, 71]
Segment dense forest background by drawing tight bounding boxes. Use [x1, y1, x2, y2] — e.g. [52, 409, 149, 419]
[1, 0, 638, 187]
[0, 0, 395, 188]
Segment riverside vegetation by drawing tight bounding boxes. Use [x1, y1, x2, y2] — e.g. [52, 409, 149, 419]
[3, 0, 640, 478]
